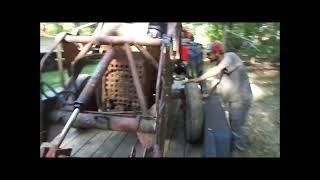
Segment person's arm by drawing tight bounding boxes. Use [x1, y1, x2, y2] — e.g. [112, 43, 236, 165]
[203, 77, 221, 98]
[187, 61, 228, 83]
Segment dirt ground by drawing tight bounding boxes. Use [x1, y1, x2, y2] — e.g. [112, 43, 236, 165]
[203, 58, 280, 157]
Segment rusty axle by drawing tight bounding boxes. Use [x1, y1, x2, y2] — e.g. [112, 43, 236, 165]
[49, 110, 156, 133]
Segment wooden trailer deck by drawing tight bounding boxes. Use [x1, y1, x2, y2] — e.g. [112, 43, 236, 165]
[41, 99, 203, 158]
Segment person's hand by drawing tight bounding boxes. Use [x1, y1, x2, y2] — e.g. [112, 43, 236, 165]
[185, 78, 199, 84]
[202, 93, 210, 99]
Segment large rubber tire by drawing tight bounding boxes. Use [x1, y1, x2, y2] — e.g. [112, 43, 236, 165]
[186, 62, 197, 79]
[65, 74, 91, 95]
[184, 82, 204, 143]
[75, 74, 91, 94]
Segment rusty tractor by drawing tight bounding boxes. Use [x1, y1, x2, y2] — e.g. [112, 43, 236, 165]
[40, 22, 208, 158]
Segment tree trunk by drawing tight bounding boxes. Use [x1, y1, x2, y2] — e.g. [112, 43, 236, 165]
[222, 23, 232, 52]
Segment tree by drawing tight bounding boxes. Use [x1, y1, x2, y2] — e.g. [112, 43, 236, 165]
[205, 23, 224, 43]
[222, 23, 233, 52]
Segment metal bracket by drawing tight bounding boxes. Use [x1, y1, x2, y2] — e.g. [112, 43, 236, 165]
[161, 35, 172, 47]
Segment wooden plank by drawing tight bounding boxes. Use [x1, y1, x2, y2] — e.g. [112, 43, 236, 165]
[163, 99, 181, 157]
[41, 128, 80, 148]
[61, 131, 82, 147]
[111, 133, 138, 157]
[73, 130, 113, 157]
[91, 131, 127, 157]
[58, 128, 82, 147]
[165, 126, 185, 157]
[132, 141, 144, 157]
[165, 106, 186, 157]
[163, 139, 171, 157]
[60, 129, 100, 156]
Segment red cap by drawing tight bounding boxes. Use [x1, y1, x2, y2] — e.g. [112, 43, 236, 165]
[210, 41, 224, 53]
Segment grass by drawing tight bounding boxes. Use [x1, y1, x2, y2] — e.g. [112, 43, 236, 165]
[41, 61, 99, 92]
[241, 70, 280, 157]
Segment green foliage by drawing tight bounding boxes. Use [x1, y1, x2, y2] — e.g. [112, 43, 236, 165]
[205, 23, 224, 42]
[79, 26, 95, 35]
[41, 23, 96, 36]
[45, 23, 63, 35]
[181, 22, 280, 57]
[60, 23, 76, 32]
[41, 61, 99, 91]
[200, 22, 279, 57]
[41, 22, 280, 58]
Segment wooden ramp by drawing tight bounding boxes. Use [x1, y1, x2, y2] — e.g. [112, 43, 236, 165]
[41, 99, 204, 158]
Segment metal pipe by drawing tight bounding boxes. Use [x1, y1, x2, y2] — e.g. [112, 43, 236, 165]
[75, 48, 115, 108]
[69, 42, 94, 91]
[46, 49, 115, 151]
[64, 35, 162, 46]
[124, 43, 148, 115]
[155, 44, 166, 118]
[55, 43, 65, 88]
[40, 32, 67, 72]
[56, 108, 80, 147]
[49, 110, 156, 133]
[74, 42, 94, 61]
[84, 110, 140, 115]
[134, 44, 159, 69]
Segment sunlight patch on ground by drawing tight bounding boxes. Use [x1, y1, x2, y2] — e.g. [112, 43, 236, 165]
[250, 83, 266, 101]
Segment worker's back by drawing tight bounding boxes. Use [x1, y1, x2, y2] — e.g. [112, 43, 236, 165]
[218, 52, 253, 103]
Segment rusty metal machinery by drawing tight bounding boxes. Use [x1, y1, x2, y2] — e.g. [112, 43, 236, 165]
[100, 50, 155, 112]
[40, 23, 181, 158]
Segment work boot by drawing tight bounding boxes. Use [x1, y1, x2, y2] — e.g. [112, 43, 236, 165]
[234, 141, 247, 152]
[231, 132, 249, 152]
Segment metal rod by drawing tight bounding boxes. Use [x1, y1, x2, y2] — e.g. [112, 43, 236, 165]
[74, 42, 94, 61]
[55, 43, 65, 88]
[84, 110, 139, 115]
[155, 44, 166, 118]
[49, 110, 156, 133]
[56, 108, 80, 147]
[40, 32, 67, 72]
[69, 42, 94, 91]
[124, 43, 148, 115]
[75, 48, 115, 107]
[64, 35, 162, 46]
[134, 44, 159, 69]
